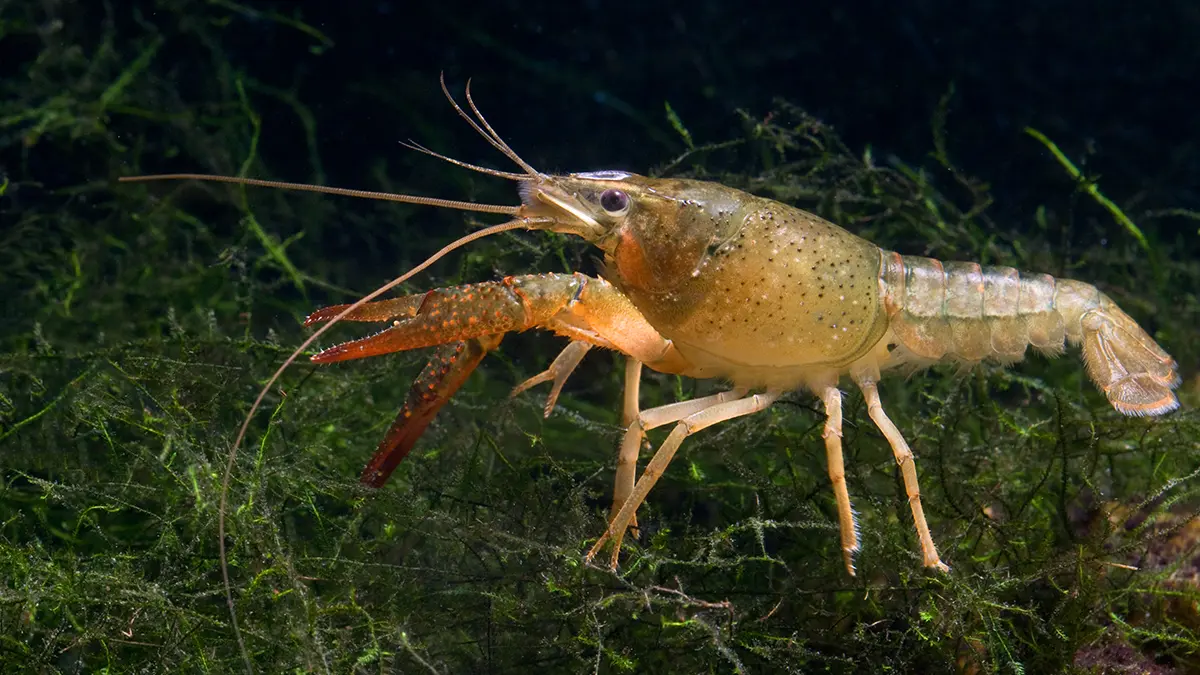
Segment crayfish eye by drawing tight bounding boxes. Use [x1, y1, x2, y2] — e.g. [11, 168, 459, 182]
[599, 188, 630, 216]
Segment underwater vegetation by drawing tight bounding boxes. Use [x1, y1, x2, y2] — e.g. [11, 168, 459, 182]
[2, 1, 1199, 673]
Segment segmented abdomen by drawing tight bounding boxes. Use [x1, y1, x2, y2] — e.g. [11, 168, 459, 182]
[879, 252, 1077, 364]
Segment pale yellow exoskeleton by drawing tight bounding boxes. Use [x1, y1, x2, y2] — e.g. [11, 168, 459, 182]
[123, 79, 1180, 577]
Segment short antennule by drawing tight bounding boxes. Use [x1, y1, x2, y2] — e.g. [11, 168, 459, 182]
[120, 75, 544, 211]
[439, 73, 542, 179]
[399, 140, 527, 181]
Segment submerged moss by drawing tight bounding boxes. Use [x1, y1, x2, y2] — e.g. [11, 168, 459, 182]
[2, 2, 1198, 673]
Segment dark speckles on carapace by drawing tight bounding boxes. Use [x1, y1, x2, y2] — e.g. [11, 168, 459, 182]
[641, 197, 888, 373]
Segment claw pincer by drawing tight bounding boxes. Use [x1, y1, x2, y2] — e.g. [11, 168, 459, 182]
[308, 275, 567, 363]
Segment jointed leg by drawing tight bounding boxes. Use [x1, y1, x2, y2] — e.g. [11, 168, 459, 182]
[514, 348, 645, 534]
[611, 385, 749, 529]
[855, 378, 949, 572]
[587, 390, 779, 569]
[510, 341, 593, 416]
[612, 359, 644, 533]
[819, 386, 860, 576]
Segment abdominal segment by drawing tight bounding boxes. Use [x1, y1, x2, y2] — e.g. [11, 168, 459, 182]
[880, 252, 1069, 365]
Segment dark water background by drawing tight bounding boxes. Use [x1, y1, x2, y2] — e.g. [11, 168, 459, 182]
[137, 1, 1200, 238]
[325, 2, 1195, 210]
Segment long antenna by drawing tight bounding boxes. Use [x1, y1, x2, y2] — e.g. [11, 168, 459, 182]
[118, 174, 521, 215]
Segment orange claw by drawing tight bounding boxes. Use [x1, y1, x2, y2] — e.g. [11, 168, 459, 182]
[305, 274, 590, 486]
[307, 271, 687, 489]
[360, 334, 503, 487]
[303, 291, 511, 487]
[304, 296, 423, 326]
[309, 274, 584, 365]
